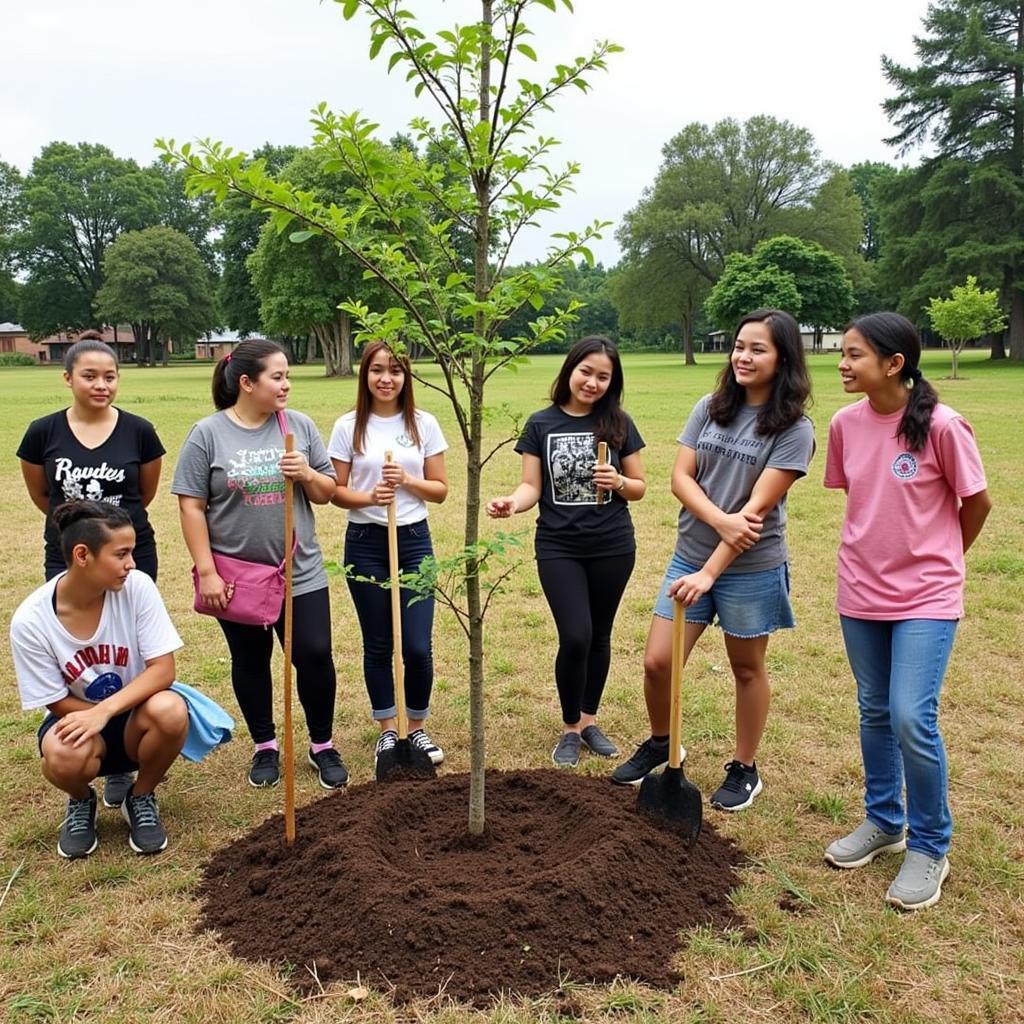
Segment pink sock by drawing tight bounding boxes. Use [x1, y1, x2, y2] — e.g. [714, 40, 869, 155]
[255, 740, 279, 753]
[309, 740, 334, 754]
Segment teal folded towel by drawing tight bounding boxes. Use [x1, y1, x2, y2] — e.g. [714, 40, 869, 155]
[170, 682, 234, 762]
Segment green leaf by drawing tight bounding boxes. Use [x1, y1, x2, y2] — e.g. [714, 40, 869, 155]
[341, 0, 358, 20]
[515, 43, 537, 61]
[289, 230, 315, 244]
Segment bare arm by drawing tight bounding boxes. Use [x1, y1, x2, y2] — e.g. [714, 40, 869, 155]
[381, 451, 449, 504]
[487, 453, 543, 517]
[178, 495, 230, 610]
[20, 461, 50, 514]
[48, 652, 176, 749]
[594, 450, 647, 502]
[960, 489, 992, 553]
[279, 449, 334, 504]
[138, 457, 162, 508]
[672, 445, 763, 551]
[670, 467, 802, 605]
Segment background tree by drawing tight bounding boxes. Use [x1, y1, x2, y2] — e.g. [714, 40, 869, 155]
[14, 142, 162, 338]
[704, 255, 801, 331]
[95, 226, 218, 365]
[883, 0, 1024, 359]
[163, 0, 617, 834]
[617, 116, 861, 362]
[927, 274, 1008, 378]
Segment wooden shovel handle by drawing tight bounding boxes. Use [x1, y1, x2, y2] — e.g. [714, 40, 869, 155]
[596, 441, 609, 506]
[384, 451, 408, 739]
[283, 433, 296, 844]
[669, 599, 684, 770]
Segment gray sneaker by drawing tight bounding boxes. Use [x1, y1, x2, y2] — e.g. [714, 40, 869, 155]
[551, 732, 582, 768]
[121, 790, 168, 855]
[885, 851, 950, 911]
[580, 724, 619, 758]
[57, 787, 98, 859]
[610, 738, 687, 786]
[102, 772, 135, 808]
[824, 819, 907, 869]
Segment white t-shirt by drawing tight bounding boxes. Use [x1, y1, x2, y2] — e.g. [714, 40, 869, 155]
[327, 410, 448, 526]
[11, 571, 183, 711]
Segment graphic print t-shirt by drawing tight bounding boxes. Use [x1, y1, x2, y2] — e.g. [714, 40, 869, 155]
[676, 395, 815, 573]
[11, 571, 183, 711]
[171, 410, 335, 597]
[17, 409, 165, 568]
[515, 405, 644, 560]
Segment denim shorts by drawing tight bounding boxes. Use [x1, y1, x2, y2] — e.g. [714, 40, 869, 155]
[653, 553, 795, 638]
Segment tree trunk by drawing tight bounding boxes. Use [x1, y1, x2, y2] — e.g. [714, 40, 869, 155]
[680, 313, 696, 365]
[466, 0, 493, 837]
[337, 310, 353, 376]
[1008, 281, 1024, 361]
[988, 330, 1006, 360]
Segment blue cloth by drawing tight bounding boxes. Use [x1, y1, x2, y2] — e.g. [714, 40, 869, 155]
[170, 682, 234, 762]
[839, 616, 957, 860]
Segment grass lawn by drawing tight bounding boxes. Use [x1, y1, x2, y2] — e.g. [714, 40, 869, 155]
[1, 349, 1021, 1023]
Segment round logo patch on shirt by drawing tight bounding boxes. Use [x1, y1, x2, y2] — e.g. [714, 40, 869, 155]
[84, 672, 124, 701]
[395, 433, 416, 448]
[891, 452, 918, 480]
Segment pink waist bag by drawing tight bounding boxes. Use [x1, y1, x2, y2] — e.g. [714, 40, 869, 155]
[192, 552, 286, 628]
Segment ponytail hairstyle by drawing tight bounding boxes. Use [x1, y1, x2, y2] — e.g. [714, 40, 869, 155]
[211, 339, 285, 410]
[709, 309, 811, 435]
[550, 335, 628, 448]
[352, 340, 421, 455]
[52, 500, 133, 565]
[849, 312, 938, 452]
[64, 330, 118, 373]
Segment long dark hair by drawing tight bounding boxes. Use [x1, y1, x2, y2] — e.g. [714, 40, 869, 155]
[848, 312, 938, 452]
[709, 309, 811, 435]
[64, 330, 118, 373]
[211, 339, 285, 410]
[352, 340, 421, 455]
[550, 336, 628, 448]
[53, 500, 133, 564]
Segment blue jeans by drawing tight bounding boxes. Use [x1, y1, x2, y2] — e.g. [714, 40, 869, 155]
[840, 616, 958, 859]
[345, 520, 435, 719]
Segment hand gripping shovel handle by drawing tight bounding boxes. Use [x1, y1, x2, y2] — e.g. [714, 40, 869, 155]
[596, 441, 609, 506]
[283, 433, 296, 845]
[384, 450, 408, 741]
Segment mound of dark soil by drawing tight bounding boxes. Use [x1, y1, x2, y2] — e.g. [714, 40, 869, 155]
[198, 769, 743, 1004]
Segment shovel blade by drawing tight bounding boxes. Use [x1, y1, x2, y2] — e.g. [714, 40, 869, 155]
[636, 766, 703, 844]
[375, 739, 437, 783]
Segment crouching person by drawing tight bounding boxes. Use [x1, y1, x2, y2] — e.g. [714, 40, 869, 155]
[11, 500, 190, 858]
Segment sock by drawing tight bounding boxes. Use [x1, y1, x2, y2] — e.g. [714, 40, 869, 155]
[651, 734, 669, 746]
[309, 739, 334, 754]
[254, 739, 279, 753]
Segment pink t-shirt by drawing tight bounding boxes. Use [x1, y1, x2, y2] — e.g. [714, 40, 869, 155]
[824, 399, 987, 620]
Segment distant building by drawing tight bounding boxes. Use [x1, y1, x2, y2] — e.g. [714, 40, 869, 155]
[39, 325, 136, 365]
[0, 323, 47, 361]
[704, 327, 843, 353]
[195, 331, 268, 361]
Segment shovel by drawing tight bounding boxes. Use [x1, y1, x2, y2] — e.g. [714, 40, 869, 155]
[375, 450, 436, 783]
[282, 432, 296, 843]
[636, 599, 702, 843]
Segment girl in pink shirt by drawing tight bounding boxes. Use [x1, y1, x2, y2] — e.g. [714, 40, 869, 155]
[823, 312, 991, 912]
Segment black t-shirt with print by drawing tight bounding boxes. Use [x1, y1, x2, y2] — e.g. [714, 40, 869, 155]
[17, 408, 166, 568]
[515, 404, 644, 560]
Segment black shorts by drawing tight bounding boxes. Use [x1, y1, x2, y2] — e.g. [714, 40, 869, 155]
[37, 710, 139, 776]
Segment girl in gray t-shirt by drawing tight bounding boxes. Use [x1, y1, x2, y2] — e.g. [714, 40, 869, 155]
[611, 309, 814, 812]
[172, 340, 348, 791]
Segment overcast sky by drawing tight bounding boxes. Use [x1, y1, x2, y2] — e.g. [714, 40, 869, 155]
[3, 0, 932, 264]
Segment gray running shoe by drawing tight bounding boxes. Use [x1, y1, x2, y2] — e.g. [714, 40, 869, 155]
[122, 790, 168, 855]
[551, 732, 582, 768]
[102, 772, 135, 808]
[408, 729, 445, 765]
[580, 724, 619, 758]
[885, 851, 950, 911]
[825, 819, 906, 869]
[248, 749, 280, 788]
[58, 787, 98, 859]
[307, 747, 350, 789]
[610, 738, 687, 786]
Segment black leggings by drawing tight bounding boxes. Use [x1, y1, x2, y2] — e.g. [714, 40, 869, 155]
[536, 552, 635, 725]
[218, 587, 337, 745]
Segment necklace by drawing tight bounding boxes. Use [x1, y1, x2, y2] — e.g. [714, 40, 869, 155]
[227, 407, 269, 429]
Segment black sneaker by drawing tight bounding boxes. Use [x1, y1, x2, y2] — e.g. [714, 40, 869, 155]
[121, 790, 168, 854]
[248, 749, 280, 788]
[408, 729, 445, 765]
[57, 787, 98, 859]
[580, 724, 619, 758]
[374, 730, 398, 770]
[307, 747, 350, 789]
[551, 732, 582, 767]
[102, 772, 135, 809]
[610, 738, 686, 786]
[710, 760, 763, 811]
